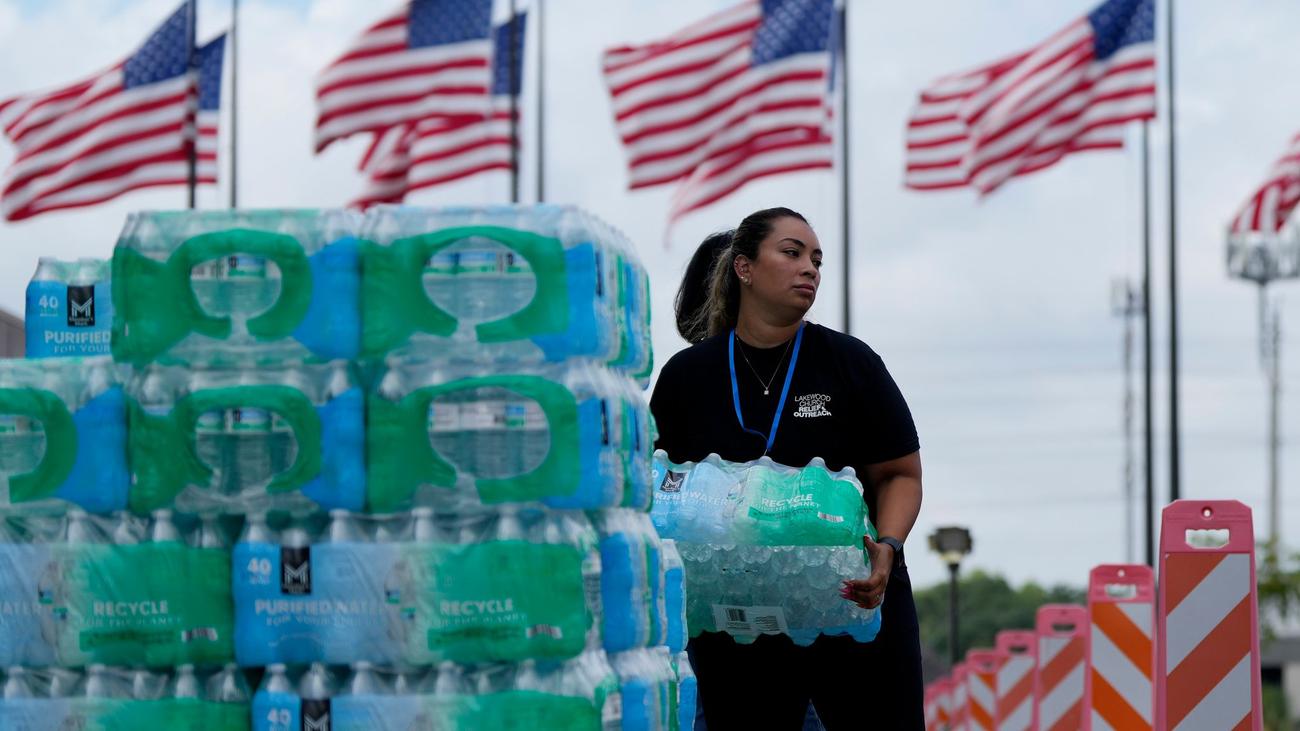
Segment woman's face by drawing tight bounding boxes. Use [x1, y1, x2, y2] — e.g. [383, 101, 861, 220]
[735, 216, 822, 316]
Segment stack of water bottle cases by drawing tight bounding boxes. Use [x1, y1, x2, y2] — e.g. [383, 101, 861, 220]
[0, 205, 695, 730]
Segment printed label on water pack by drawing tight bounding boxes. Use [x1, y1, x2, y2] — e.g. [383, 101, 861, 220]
[427, 402, 460, 433]
[301, 698, 331, 731]
[423, 251, 459, 277]
[25, 280, 113, 357]
[457, 251, 499, 276]
[226, 255, 268, 279]
[503, 252, 532, 276]
[66, 285, 95, 327]
[196, 411, 225, 434]
[459, 401, 499, 431]
[280, 546, 312, 594]
[231, 408, 271, 433]
[658, 471, 686, 494]
[711, 604, 789, 635]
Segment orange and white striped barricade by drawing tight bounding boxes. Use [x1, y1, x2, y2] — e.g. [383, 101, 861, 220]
[952, 662, 970, 731]
[994, 630, 1037, 731]
[967, 648, 999, 731]
[935, 677, 955, 731]
[926, 679, 946, 731]
[1085, 564, 1155, 730]
[1157, 500, 1263, 731]
[1034, 604, 1087, 731]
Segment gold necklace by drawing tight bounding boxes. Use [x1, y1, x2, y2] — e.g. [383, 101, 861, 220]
[737, 336, 793, 396]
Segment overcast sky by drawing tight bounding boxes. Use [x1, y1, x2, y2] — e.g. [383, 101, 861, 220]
[0, 0, 1297, 590]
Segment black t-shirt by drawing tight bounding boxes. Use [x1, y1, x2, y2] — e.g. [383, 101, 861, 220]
[650, 322, 919, 522]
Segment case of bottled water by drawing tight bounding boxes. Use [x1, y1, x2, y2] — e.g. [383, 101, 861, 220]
[111, 209, 362, 366]
[650, 453, 882, 646]
[25, 258, 114, 359]
[0, 664, 249, 730]
[127, 361, 365, 514]
[661, 540, 687, 655]
[0, 357, 127, 513]
[367, 359, 649, 511]
[591, 509, 667, 654]
[360, 205, 650, 374]
[234, 505, 603, 667]
[0, 510, 234, 667]
[611, 647, 677, 731]
[252, 653, 623, 731]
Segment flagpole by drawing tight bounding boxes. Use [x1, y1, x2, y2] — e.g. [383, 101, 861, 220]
[186, 0, 198, 209]
[230, 0, 239, 208]
[838, 3, 851, 335]
[1165, 0, 1181, 501]
[1142, 122, 1155, 567]
[507, 0, 520, 204]
[535, 0, 545, 202]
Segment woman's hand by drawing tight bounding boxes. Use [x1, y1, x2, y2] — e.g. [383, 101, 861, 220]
[840, 535, 894, 610]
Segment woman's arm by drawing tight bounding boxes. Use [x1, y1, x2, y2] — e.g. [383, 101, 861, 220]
[841, 450, 922, 610]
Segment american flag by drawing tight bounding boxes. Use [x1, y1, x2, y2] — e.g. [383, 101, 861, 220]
[1229, 132, 1300, 236]
[195, 34, 227, 187]
[905, 0, 1156, 195]
[602, 0, 835, 223]
[0, 3, 223, 222]
[314, 0, 495, 153]
[351, 13, 524, 208]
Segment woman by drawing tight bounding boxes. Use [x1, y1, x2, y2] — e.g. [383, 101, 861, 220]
[651, 207, 924, 729]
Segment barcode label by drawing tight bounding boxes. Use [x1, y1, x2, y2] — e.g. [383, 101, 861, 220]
[712, 604, 789, 635]
[817, 512, 844, 523]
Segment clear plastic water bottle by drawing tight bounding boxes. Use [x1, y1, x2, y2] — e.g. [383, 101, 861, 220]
[253, 663, 298, 731]
[48, 668, 82, 697]
[433, 661, 468, 697]
[192, 514, 227, 549]
[299, 663, 335, 731]
[148, 509, 182, 543]
[85, 664, 128, 698]
[168, 664, 202, 700]
[662, 539, 687, 654]
[208, 663, 250, 703]
[3, 666, 33, 699]
[131, 668, 165, 700]
[344, 661, 386, 696]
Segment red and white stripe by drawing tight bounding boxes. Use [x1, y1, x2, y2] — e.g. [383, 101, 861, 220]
[1035, 605, 1087, 731]
[951, 662, 970, 731]
[602, 0, 833, 222]
[994, 630, 1037, 731]
[349, 98, 513, 208]
[1228, 132, 1300, 236]
[314, 6, 492, 152]
[966, 649, 999, 731]
[905, 14, 1155, 194]
[1086, 564, 1155, 731]
[0, 67, 211, 222]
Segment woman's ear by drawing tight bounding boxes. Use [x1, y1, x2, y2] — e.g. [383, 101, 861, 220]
[733, 255, 752, 285]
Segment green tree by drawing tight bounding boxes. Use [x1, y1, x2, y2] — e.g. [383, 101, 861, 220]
[913, 570, 1085, 665]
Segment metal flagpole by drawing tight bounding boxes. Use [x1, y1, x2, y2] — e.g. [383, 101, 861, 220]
[838, 3, 851, 335]
[186, 0, 198, 209]
[507, 0, 520, 204]
[1165, 0, 1181, 501]
[1142, 122, 1155, 567]
[535, 0, 545, 202]
[230, 0, 239, 208]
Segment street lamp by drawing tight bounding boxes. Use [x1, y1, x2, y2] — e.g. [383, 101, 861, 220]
[929, 526, 973, 667]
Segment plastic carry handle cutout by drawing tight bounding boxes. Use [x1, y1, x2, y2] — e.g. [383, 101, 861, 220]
[113, 228, 311, 363]
[417, 375, 579, 502]
[175, 229, 312, 339]
[174, 385, 322, 494]
[363, 226, 569, 356]
[0, 388, 77, 503]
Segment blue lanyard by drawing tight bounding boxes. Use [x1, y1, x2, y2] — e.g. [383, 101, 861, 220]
[729, 322, 805, 455]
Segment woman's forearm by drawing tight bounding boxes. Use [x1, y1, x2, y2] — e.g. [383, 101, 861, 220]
[875, 474, 922, 544]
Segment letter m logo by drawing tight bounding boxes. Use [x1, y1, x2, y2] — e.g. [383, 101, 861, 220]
[66, 285, 94, 327]
[280, 546, 311, 594]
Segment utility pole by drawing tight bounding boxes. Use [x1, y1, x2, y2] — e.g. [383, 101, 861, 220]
[1112, 278, 1142, 564]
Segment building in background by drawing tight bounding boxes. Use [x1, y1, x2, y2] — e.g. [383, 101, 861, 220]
[0, 307, 23, 356]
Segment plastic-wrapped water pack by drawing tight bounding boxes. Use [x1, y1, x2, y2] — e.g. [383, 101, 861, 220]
[610, 647, 677, 731]
[367, 359, 650, 511]
[360, 204, 651, 378]
[0, 664, 249, 731]
[127, 361, 364, 514]
[650, 452, 881, 645]
[0, 510, 234, 667]
[25, 257, 114, 359]
[0, 357, 127, 514]
[590, 509, 667, 653]
[111, 209, 362, 366]
[252, 653, 622, 731]
[234, 506, 603, 667]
